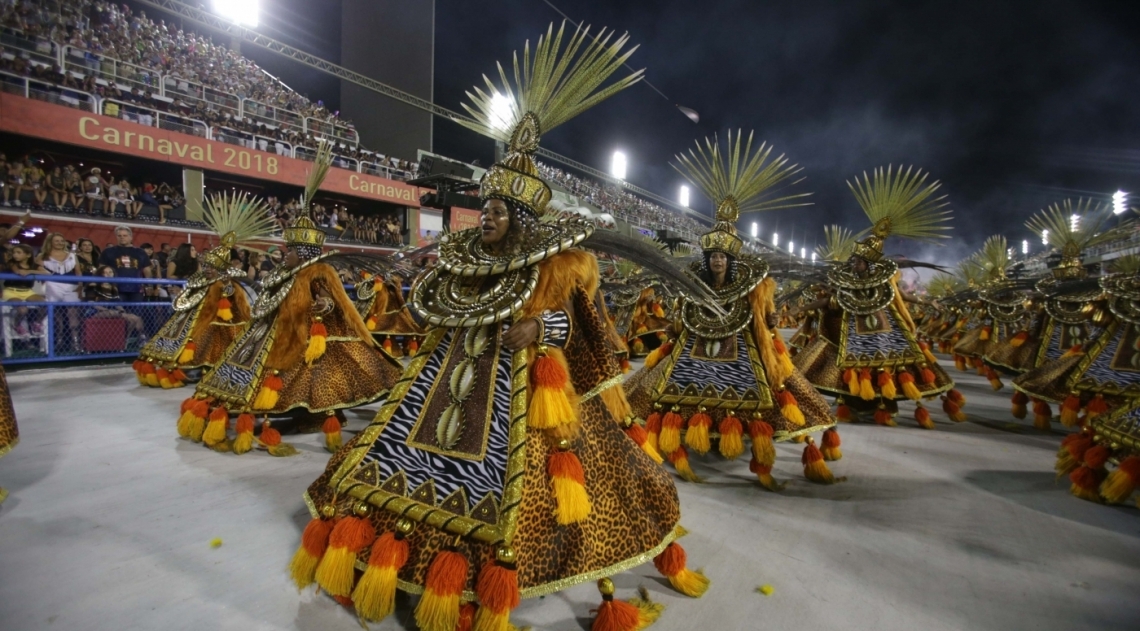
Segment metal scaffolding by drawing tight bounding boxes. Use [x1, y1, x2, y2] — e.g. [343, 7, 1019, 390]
[134, 0, 709, 224]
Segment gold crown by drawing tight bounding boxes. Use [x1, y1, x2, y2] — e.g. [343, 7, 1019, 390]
[1052, 243, 1086, 280]
[283, 215, 326, 248]
[202, 231, 236, 270]
[478, 113, 552, 216]
[700, 221, 743, 257]
[852, 235, 884, 262]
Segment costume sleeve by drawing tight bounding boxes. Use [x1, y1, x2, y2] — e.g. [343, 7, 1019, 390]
[537, 309, 571, 348]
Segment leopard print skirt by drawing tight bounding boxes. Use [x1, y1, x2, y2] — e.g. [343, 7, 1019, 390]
[0, 366, 18, 461]
[269, 341, 403, 415]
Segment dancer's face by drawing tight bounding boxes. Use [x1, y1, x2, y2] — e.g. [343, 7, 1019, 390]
[709, 252, 728, 275]
[480, 199, 511, 246]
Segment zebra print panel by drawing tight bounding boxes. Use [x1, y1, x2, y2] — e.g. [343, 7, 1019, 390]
[843, 311, 912, 358]
[667, 332, 759, 392]
[362, 328, 513, 509]
[1082, 326, 1140, 387]
[539, 310, 570, 348]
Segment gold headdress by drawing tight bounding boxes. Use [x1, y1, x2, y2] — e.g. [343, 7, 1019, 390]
[848, 165, 952, 262]
[459, 22, 643, 216]
[956, 256, 985, 289]
[673, 129, 811, 257]
[282, 140, 333, 248]
[200, 191, 277, 271]
[816, 224, 857, 262]
[974, 234, 1010, 284]
[1025, 198, 1129, 280]
[925, 272, 961, 298]
[1109, 254, 1140, 276]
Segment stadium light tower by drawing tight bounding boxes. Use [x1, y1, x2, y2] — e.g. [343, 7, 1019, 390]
[679, 185, 690, 208]
[788, 240, 794, 255]
[772, 232, 779, 248]
[1041, 229, 1049, 245]
[611, 151, 627, 180]
[214, 0, 258, 26]
[811, 252, 817, 262]
[1114, 190, 1128, 215]
[751, 222, 758, 238]
[1022, 239, 1029, 255]
[1070, 213, 1079, 231]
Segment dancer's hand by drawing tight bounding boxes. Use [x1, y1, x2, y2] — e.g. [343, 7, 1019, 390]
[502, 318, 539, 351]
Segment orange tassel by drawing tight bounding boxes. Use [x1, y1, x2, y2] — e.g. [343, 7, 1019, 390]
[472, 559, 520, 631]
[202, 405, 229, 447]
[407, 338, 419, 354]
[315, 516, 377, 597]
[458, 603, 476, 631]
[1056, 432, 1094, 478]
[919, 340, 939, 364]
[821, 428, 842, 461]
[1086, 394, 1108, 420]
[140, 361, 159, 387]
[748, 420, 779, 491]
[717, 415, 745, 460]
[645, 341, 673, 369]
[1100, 456, 1140, 504]
[654, 542, 709, 597]
[897, 371, 922, 401]
[1060, 394, 1081, 427]
[233, 413, 255, 454]
[836, 400, 852, 422]
[973, 357, 986, 375]
[858, 367, 875, 401]
[801, 437, 836, 483]
[1062, 344, 1083, 359]
[156, 367, 174, 389]
[366, 315, 379, 331]
[1070, 445, 1110, 502]
[777, 389, 806, 426]
[684, 411, 712, 455]
[986, 367, 1003, 391]
[877, 370, 898, 400]
[1007, 390, 1028, 419]
[844, 368, 860, 396]
[652, 302, 665, 318]
[259, 421, 282, 446]
[620, 357, 631, 373]
[915, 404, 935, 430]
[179, 398, 210, 442]
[658, 408, 684, 455]
[947, 389, 966, 406]
[289, 518, 334, 589]
[548, 450, 592, 524]
[668, 445, 701, 482]
[415, 550, 469, 631]
[954, 355, 967, 371]
[920, 366, 937, 385]
[980, 326, 991, 341]
[170, 368, 187, 385]
[217, 297, 233, 321]
[178, 341, 197, 365]
[322, 416, 342, 452]
[528, 353, 576, 430]
[1033, 398, 1053, 430]
[873, 406, 896, 427]
[645, 410, 662, 454]
[1010, 331, 1029, 347]
[591, 579, 661, 631]
[623, 421, 663, 464]
[942, 396, 966, 422]
[305, 321, 328, 365]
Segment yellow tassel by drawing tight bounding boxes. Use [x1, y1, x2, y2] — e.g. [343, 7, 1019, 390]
[232, 430, 254, 455]
[684, 411, 712, 455]
[305, 321, 328, 365]
[202, 407, 229, 447]
[717, 416, 745, 460]
[178, 342, 196, 364]
[858, 369, 875, 401]
[548, 451, 591, 524]
[253, 374, 282, 411]
[144, 371, 160, 388]
[845, 369, 860, 397]
[654, 543, 710, 598]
[217, 307, 233, 322]
[658, 409, 683, 455]
[315, 517, 377, 597]
[528, 353, 577, 430]
[802, 437, 837, 484]
[366, 315, 378, 331]
[778, 390, 806, 426]
[668, 446, 701, 483]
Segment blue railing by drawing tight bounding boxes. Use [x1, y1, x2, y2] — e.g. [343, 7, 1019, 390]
[0, 274, 185, 364]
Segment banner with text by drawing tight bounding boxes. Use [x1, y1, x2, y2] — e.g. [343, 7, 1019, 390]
[0, 94, 424, 207]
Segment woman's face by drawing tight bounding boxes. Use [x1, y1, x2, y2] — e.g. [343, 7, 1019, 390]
[80, 241, 93, 253]
[51, 235, 67, 251]
[101, 267, 115, 278]
[11, 248, 27, 262]
[480, 199, 511, 245]
[284, 247, 300, 268]
[189, 246, 197, 258]
[709, 251, 728, 275]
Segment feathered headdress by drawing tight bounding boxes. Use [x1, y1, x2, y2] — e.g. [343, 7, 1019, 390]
[1109, 254, 1140, 276]
[200, 191, 276, 270]
[848, 165, 952, 262]
[673, 129, 811, 257]
[974, 235, 1010, 284]
[925, 272, 961, 298]
[459, 22, 643, 216]
[1025, 198, 1129, 280]
[283, 140, 333, 248]
[816, 224, 857, 263]
[956, 256, 985, 288]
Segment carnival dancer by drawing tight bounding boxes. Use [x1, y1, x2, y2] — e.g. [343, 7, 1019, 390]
[291, 24, 712, 630]
[1011, 200, 1131, 429]
[181, 143, 402, 455]
[615, 285, 672, 358]
[0, 366, 17, 505]
[789, 226, 858, 355]
[791, 166, 960, 428]
[356, 271, 427, 358]
[135, 192, 273, 388]
[624, 130, 841, 489]
[952, 236, 1022, 391]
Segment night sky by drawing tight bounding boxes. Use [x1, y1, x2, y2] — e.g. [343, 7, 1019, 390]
[429, 0, 1140, 263]
[190, 0, 1140, 265]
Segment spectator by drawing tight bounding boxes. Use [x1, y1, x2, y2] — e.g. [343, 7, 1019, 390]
[97, 224, 152, 302]
[139, 181, 171, 223]
[46, 166, 68, 208]
[84, 264, 146, 340]
[4, 243, 46, 337]
[4, 156, 25, 207]
[75, 237, 99, 276]
[39, 231, 83, 351]
[83, 166, 108, 215]
[166, 243, 197, 280]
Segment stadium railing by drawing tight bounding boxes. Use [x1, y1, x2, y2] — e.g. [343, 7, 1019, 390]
[0, 275, 181, 364]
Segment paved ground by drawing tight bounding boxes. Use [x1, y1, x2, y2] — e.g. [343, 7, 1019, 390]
[0, 358, 1138, 631]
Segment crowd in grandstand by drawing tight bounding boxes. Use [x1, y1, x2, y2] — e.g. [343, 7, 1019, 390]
[536, 162, 706, 239]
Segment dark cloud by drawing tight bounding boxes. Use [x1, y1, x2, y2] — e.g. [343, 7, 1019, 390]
[433, 0, 1140, 265]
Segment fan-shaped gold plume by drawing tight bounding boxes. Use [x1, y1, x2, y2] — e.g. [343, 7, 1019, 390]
[974, 235, 1010, 283]
[816, 225, 857, 262]
[202, 191, 277, 246]
[672, 129, 812, 222]
[1025, 198, 1130, 255]
[848, 165, 952, 242]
